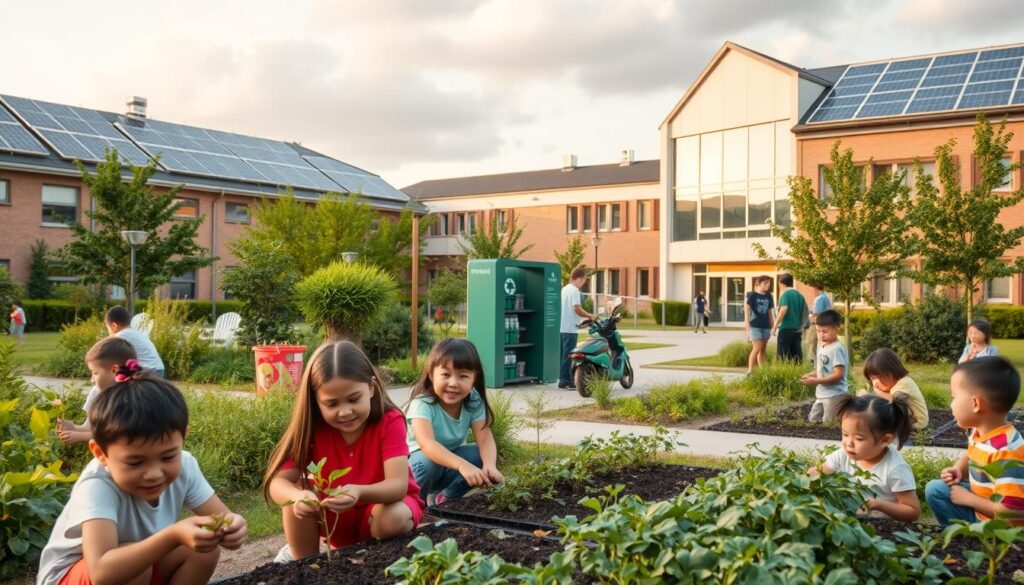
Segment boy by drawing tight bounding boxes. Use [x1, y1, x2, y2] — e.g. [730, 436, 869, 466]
[800, 309, 848, 423]
[37, 377, 247, 585]
[925, 356, 1024, 526]
[104, 306, 165, 378]
[57, 337, 136, 446]
[9, 300, 26, 345]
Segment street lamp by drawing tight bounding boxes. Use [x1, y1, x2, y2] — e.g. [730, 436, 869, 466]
[121, 230, 148, 317]
[591, 234, 601, 309]
[342, 251, 359, 263]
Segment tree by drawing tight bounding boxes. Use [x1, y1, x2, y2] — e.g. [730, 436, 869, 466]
[460, 214, 534, 259]
[754, 142, 915, 351]
[221, 239, 299, 346]
[361, 207, 431, 275]
[294, 261, 397, 343]
[910, 113, 1024, 324]
[554, 235, 588, 285]
[0, 268, 21, 317]
[428, 268, 467, 335]
[26, 240, 52, 299]
[54, 150, 214, 297]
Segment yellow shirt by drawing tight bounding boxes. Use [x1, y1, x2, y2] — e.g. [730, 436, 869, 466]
[890, 376, 928, 430]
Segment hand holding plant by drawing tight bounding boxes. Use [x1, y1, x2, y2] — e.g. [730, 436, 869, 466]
[482, 466, 504, 484]
[321, 485, 359, 514]
[174, 517, 224, 553]
[941, 465, 964, 485]
[458, 461, 491, 487]
[281, 458, 351, 562]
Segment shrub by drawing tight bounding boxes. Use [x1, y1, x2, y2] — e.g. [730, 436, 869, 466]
[21, 299, 245, 332]
[902, 447, 957, 518]
[220, 239, 299, 346]
[41, 316, 105, 378]
[295, 261, 397, 342]
[585, 373, 615, 410]
[380, 354, 426, 386]
[145, 294, 210, 380]
[0, 268, 21, 320]
[983, 305, 1024, 339]
[428, 268, 466, 337]
[466, 390, 523, 464]
[651, 300, 691, 326]
[844, 307, 903, 338]
[918, 381, 951, 409]
[741, 360, 812, 402]
[614, 379, 730, 422]
[890, 294, 966, 364]
[718, 340, 754, 367]
[188, 347, 253, 384]
[859, 313, 897, 358]
[362, 303, 433, 363]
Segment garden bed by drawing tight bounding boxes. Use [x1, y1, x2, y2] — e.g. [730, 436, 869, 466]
[431, 463, 722, 531]
[214, 521, 572, 584]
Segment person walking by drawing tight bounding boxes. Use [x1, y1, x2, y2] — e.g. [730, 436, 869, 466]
[693, 290, 711, 333]
[745, 276, 775, 377]
[808, 284, 832, 364]
[559, 268, 597, 390]
[772, 274, 807, 362]
[8, 300, 26, 345]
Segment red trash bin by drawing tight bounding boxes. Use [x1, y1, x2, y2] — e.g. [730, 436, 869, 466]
[253, 345, 306, 396]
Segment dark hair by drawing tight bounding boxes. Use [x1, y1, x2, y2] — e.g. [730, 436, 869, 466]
[954, 355, 1021, 413]
[779, 273, 794, 287]
[12, 299, 21, 306]
[968, 318, 994, 344]
[105, 306, 131, 327]
[863, 348, 909, 382]
[832, 393, 914, 448]
[410, 338, 494, 428]
[815, 309, 842, 328]
[755, 275, 772, 285]
[90, 374, 188, 450]
[85, 336, 137, 367]
[570, 267, 588, 281]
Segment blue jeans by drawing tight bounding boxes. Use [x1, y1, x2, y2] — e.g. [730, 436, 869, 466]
[409, 444, 482, 500]
[925, 479, 978, 526]
[154, 368, 165, 378]
[559, 333, 578, 386]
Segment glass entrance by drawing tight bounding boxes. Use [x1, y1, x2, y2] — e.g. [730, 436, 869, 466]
[707, 277, 723, 324]
[727, 276, 746, 323]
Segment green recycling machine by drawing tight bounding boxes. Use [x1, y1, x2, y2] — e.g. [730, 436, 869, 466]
[466, 259, 560, 387]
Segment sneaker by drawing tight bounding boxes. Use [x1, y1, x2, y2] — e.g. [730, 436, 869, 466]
[557, 382, 576, 390]
[744, 370, 753, 378]
[434, 493, 449, 506]
[274, 544, 293, 564]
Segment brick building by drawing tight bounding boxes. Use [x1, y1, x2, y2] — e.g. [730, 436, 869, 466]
[0, 94, 410, 302]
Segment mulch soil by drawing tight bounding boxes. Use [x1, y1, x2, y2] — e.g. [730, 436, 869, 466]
[431, 463, 723, 531]
[929, 411, 1024, 448]
[214, 521, 573, 585]
[865, 517, 1024, 583]
[703, 402, 961, 446]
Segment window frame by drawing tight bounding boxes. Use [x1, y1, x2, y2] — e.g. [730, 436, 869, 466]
[495, 209, 508, 233]
[169, 270, 197, 300]
[638, 201, 652, 230]
[637, 267, 651, 297]
[173, 197, 200, 220]
[566, 206, 579, 233]
[224, 201, 250, 224]
[41, 184, 79, 227]
[993, 155, 1015, 193]
[598, 203, 623, 232]
[986, 274, 1012, 304]
[0, 179, 9, 205]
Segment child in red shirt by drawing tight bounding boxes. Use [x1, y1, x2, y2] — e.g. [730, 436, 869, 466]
[263, 340, 424, 561]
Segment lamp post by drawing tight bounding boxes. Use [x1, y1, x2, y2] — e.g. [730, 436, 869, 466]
[591, 234, 601, 309]
[121, 231, 149, 317]
[342, 251, 359, 263]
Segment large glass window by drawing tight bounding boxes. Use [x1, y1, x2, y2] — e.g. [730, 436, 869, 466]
[170, 270, 197, 300]
[700, 193, 721, 229]
[723, 128, 747, 183]
[566, 207, 579, 232]
[581, 206, 592, 231]
[774, 186, 791, 226]
[674, 192, 698, 241]
[700, 133, 722, 187]
[748, 187, 772, 225]
[42, 185, 78, 225]
[987, 275, 1011, 301]
[0, 179, 9, 204]
[225, 202, 249, 223]
[748, 124, 773, 180]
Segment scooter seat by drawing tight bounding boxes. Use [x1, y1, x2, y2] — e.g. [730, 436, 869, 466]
[574, 337, 609, 355]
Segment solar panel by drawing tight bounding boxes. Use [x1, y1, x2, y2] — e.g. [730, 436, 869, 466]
[302, 155, 408, 201]
[0, 103, 49, 155]
[1, 95, 151, 164]
[206, 129, 341, 192]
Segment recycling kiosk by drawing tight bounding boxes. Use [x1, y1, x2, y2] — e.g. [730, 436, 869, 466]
[466, 259, 560, 387]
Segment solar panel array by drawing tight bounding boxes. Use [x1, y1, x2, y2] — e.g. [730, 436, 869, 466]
[0, 103, 49, 155]
[808, 45, 1024, 123]
[1, 96, 151, 164]
[302, 155, 409, 201]
[206, 129, 340, 192]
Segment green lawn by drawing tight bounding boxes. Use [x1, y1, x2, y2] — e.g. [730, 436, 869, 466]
[9, 331, 60, 370]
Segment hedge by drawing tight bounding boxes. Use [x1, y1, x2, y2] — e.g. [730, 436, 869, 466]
[651, 301, 691, 326]
[22, 299, 244, 332]
[981, 305, 1024, 339]
[840, 307, 904, 337]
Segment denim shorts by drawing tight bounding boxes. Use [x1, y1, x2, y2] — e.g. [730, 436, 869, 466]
[749, 327, 771, 341]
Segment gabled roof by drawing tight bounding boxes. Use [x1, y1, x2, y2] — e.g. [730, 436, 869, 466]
[403, 159, 659, 200]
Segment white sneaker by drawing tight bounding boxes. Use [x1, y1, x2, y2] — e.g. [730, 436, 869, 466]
[274, 544, 293, 564]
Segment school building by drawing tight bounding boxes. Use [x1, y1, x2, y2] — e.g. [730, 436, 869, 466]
[0, 94, 411, 302]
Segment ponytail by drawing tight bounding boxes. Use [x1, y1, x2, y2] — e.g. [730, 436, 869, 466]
[834, 393, 914, 449]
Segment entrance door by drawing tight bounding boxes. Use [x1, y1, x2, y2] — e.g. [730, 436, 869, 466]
[707, 277, 723, 324]
[727, 276, 746, 324]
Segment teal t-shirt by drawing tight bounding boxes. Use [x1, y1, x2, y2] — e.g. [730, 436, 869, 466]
[778, 288, 807, 330]
[405, 389, 486, 454]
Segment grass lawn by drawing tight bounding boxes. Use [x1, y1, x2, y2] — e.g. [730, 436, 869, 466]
[8, 331, 60, 370]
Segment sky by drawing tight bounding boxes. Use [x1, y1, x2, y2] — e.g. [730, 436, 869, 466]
[2, 0, 1024, 190]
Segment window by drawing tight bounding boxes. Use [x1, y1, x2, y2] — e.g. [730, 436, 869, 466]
[225, 202, 249, 223]
[495, 210, 508, 233]
[174, 198, 199, 219]
[986, 275, 1011, 302]
[41, 185, 78, 226]
[566, 206, 579, 232]
[873, 161, 937, 196]
[598, 203, 622, 231]
[456, 212, 477, 235]
[581, 205, 592, 231]
[0, 179, 8, 204]
[0, 259, 9, 272]
[169, 270, 197, 300]
[898, 274, 914, 302]
[593, 270, 605, 295]
[608, 269, 621, 296]
[819, 165, 865, 201]
[870, 272, 893, 304]
[429, 213, 450, 236]
[638, 268, 650, 297]
[995, 156, 1014, 192]
[638, 201, 652, 230]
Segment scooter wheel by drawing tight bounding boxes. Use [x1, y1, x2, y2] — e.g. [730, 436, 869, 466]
[574, 363, 598, 397]
[620, 360, 634, 389]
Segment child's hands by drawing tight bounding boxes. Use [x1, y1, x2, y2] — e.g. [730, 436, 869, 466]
[800, 373, 817, 386]
[216, 513, 248, 550]
[940, 466, 962, 485]
[289, 490, 321, 520]
[174, 517, 223, 553]
[458, 462, 491, 487]
[950, 484, 974, 507]
[322, 486, 360, 514]
[482, 466, 504, 485]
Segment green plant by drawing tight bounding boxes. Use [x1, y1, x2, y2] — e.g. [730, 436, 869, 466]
[295, 261, 397, 342]
[145, 293, 209, 379]
[282, 457, 351, 563]
[220, 238, 299, 347]
[380, 354, 426, 386]
[522, 391, 553, 462]
[200, 513, 231, 532]
[428, 268, 466, 337]
[651, 300, 691, 326]
[585, 372, 615, 410]
[470, 390, 523, 464]
[363, 302, 433, 362]
[41, 316, 105, 378]
[459, 214, 535, 260]
[920, 381, 952, 409]
[188, 347, 253, 384]
[0, 268, 22, 320]
[487, 456, 572, 512]
[26, 239, 53, 299]
[984, 305, 1024, 339]
[386, 536, 534, 584]
[892, 293, 967, 364]
[901, 448, 957, 518]
[612, 378, 732, 423]
[553, 236, 588, 286]
[53, 284, 101, 322]
[741, 359, 812, 401]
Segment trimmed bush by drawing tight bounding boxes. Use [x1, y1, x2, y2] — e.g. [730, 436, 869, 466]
[41, 316, 106, 378]
[362, 303, 434, 362]
[842, 307, 903, 338]
[22, 299, 244, 332]
[295, 261, 397, 342]
[985, 305, 1024, 339]
[380, 354, 426, 386]
[651, 300, 691, 326]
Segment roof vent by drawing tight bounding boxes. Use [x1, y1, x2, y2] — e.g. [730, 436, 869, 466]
[620, 149, 634, 166]
[562, 154, 577, 171]
[126, 96, 147, 119]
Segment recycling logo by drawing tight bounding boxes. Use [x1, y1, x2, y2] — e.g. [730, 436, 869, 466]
[504, 278, 516, 295]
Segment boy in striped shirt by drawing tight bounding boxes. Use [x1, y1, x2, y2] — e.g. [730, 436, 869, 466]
[925, 356, 1024, 526]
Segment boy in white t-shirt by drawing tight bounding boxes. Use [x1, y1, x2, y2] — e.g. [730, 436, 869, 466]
[104, 306, 165, 378]
[37, 375, 247, 585]
[57, 337, 137, 446]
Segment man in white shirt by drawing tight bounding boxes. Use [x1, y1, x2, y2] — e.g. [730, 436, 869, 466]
[559, 267, 597, 390]
[104, 306, 166, 378]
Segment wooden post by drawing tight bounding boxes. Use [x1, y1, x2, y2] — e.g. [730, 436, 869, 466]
[411, 214, 420, 369]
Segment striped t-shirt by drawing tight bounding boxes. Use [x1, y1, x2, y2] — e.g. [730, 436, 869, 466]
[967, 423, 1024, 523]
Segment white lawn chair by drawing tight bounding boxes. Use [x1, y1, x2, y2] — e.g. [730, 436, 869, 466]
[208, 312, 241, 347]
[130, 313, 152, 333]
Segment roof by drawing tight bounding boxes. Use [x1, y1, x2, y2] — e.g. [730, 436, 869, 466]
[402, 159, 659, 200]
[0, 93, 413, 211]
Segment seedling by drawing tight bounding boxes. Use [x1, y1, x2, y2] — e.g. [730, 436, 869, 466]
[200, 513, 231, 532]
[522, 391, 553, 462]
[282, 457, 352, 562]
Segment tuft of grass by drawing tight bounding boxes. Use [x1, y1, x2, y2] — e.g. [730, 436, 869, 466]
[740, 360, 814, 402]
[586, 373, 616, 410]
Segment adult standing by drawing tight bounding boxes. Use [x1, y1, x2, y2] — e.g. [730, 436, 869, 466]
[808, 284, 832, 363]
[772, 274, 807, 362]
[8, 300, 26, 345]
[745, 275, 775, 376]
[559, 267, 597, 390]
[693, 290, 711, 334]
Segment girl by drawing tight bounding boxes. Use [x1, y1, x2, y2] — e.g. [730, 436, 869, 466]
[263, 341, 424, 562]
[57, 336, 138, 445]
[861, 348, 929, 431]
[745, 275, 775, 376]
[693, 290, 711, 334]
[816, 394, 920, 521]
[406, 338, 503, 506]
[958, 318, 999, 363]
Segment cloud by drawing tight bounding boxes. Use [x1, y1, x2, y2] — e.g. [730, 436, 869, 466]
[897, 0, 1024, 33]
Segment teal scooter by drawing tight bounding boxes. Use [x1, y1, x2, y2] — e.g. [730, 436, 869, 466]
[569, 304, 634, 397]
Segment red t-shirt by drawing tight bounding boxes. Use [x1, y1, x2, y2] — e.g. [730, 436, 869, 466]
[282, 409, 423, 544]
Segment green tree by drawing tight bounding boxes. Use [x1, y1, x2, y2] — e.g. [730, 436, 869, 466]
[554, 235, 588, 285]
[460, 214, 534, 259]
[221, 239, 299, 346]
[0, 268, 21, 317]
[428, 268, 467, 335]
[754, 142, 915, 351]
[294, 261, 397, 342]
[361, 208, 431, 275]
[54, 150, 214, 296]
[26, 240, 52, 299]
[910, 113, 1024, 324]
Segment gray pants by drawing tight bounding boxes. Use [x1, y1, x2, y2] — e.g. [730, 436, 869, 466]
[808, 397, 842, 423]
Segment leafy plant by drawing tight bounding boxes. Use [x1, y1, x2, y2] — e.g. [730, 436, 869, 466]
[363, 302, 433, 362]
[145, 293, 209, 379]
[379, 354, 426, 386]
[740, 359, 812, 401]
[488, 457, 571, 513]
[200, 513, 231, 532]
[26, 239, 53, 299]
[294, 261, 397, 342]
[0, 267, 22, 318]
[522, 391, 553, 462]
[553, 236, 588, 286]
[220, 238, 299, 347]
[460, 214, 534, 260]
[41, 316, 105, 378]
[386, 536, 534, 584]
[585, 372, 615, 410]
[187, 347, 253, 384]
[428, 268, 466, 336]
[282, 457, 351, 563]
[613, 378, 731, 423]
[467, 390, 523, 464]
[53, 284, 100, 322]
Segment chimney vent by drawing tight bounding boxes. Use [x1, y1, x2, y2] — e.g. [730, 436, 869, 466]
[126, 96, 147, 119]
[562, 153, 577, 171]
[620, 149, 634, 166]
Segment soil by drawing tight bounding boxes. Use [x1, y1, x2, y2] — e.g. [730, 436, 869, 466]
[214, 521, 573, 584]
[929, 411, 1024, 448]
[432, 463, 722, 531]
[703, 403, 959, 446]
[865, 517, 1024, 583]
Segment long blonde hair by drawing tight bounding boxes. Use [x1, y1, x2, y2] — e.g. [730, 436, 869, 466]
[262, 340, 397, 503]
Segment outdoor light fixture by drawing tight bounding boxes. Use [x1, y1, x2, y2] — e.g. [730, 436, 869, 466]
[342, 251, 359, 263]
[121, 230, 149, 317]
